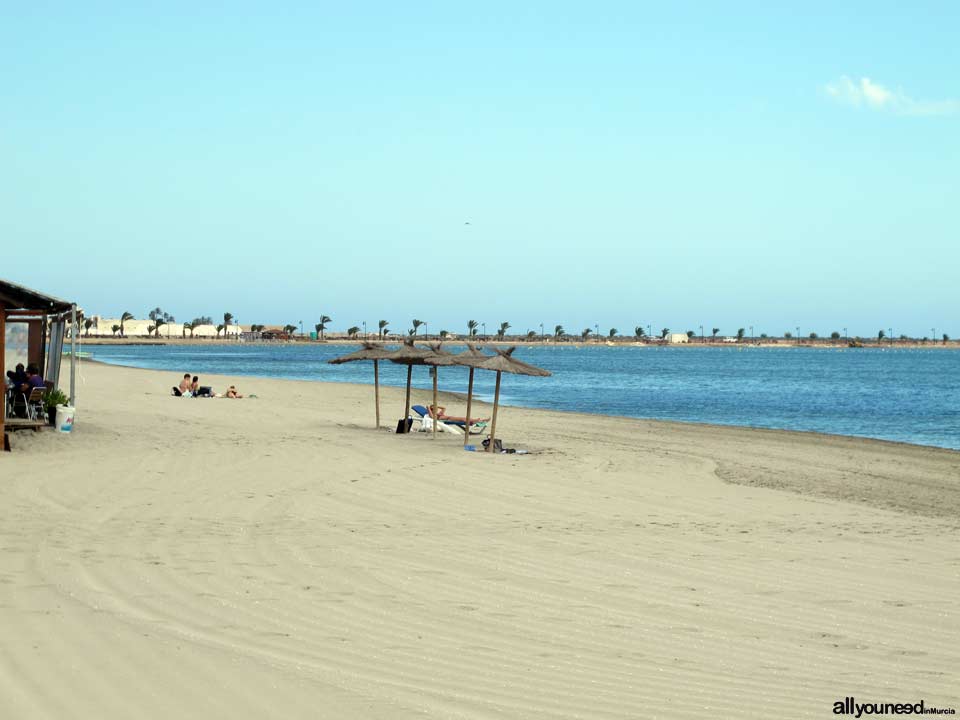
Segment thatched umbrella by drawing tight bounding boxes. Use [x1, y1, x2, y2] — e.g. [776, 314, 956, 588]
[452, 344, 491, 446]
[421, 344, 458, 439]
[475, 347, 551, 452]
[387, 339, 437, 433]
[327, 342, 396, 428]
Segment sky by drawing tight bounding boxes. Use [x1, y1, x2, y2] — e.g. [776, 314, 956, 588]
[2, 2, 958, 338]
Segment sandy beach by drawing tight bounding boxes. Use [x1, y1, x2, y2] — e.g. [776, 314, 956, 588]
[1, 361, 958, 719]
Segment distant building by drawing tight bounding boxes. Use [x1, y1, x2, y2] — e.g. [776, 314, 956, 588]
[666, 333, 689, 344]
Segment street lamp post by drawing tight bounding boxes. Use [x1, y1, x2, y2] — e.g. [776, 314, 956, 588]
[796, 326, 800, 346]
[699, 325, 704, 343]
[482, 322, 486, 341]
[647, 324, 652, 338]
[843, 327, 848, 343]
[595, 323, 599, 343]
[299, 320, 303, 339]
[363, 321, 367, 340]
[424, 322, 428, 341]
[889, 327, 893, 346]
[750, 325, 754, 343]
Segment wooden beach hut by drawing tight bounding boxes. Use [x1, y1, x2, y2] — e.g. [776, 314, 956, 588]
[1, 278, 77, 450]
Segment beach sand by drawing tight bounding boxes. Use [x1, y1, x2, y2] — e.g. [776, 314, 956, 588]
[1, 362, 958, 718]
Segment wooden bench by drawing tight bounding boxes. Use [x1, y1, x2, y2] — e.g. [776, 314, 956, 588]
[4, 418, 46, 432]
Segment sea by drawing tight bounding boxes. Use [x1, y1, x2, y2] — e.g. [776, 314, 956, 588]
[88, 343, 960, 451]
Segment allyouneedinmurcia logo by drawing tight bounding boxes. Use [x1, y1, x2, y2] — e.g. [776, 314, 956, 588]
[833, 697, 956, 716]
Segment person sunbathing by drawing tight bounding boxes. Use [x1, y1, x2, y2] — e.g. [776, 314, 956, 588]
[224, 385, 243, 398]
[428, 405, 489, 424]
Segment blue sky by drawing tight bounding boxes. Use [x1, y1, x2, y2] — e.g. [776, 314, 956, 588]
[2, 2, 957, 338]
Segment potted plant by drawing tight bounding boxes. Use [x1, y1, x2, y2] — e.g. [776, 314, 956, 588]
[42, 388, 69, 426]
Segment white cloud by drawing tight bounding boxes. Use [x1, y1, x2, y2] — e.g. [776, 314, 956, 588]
[824, 75, 958, 117]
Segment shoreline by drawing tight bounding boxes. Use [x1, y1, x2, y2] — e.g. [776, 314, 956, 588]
[83, 356, 960, 456]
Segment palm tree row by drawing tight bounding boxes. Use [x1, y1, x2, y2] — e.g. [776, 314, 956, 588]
[106, 312, 955, 346]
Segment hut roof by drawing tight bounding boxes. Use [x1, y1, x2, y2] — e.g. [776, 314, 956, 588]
[451, 343, 492, 368]
[476, 347, 551, 377]
[0, 278, 74, 313]
[327, 342, 396, 364]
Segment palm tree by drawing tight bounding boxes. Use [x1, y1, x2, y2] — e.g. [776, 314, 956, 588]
[467, 320, 479, 337]
[378, 320, 389, 340]
[878, 329, 886, 343]
[496, 321, 510, 340]
[120, 311, 134, 337]
[154, 318, 166, 337]
[687, 330, 695, 339]
[83, 318, 94, 336]
[809, 332, 818, 340]
[660, 328, 670, 339]
[831, 331, 841, 341]
[608, 328, 617, 338]
[316, 315, 331, 340]
[712, 327, 720, 342]
[147, 325, 155, 336]
[736, 328, 745, 342]
[526, 330, 537, 340]
[439, 330, 449, 339]
[944, 333, 950, 345]
[634, 326, 645, 339]
[347, 326, 360, 338]
[554, 324, 565, 339]
[111, 324, 120, 336]
[411, 319, 424, 337]
[784, 331, 793, 339]
[250, 324, 265, 333]
[182, 321, 193, 338]
[581, 328, 592, 340]
[283, 324, 297, 336]
[216, 324, 225, 337]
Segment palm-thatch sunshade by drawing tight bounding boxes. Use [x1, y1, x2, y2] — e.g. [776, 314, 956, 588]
[475, 347, 551, 452]
[327, 342, 395, 429]
[452, 344, 492, 446]
[387, 339, 438, 433]
[421, 344, 459, 439]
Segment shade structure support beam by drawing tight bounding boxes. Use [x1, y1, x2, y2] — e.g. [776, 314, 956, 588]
[486, 371, 502, 452]
[69, 304, 77, 406]
[0, 307, 6, 451]
[463, 368, 475, 446]
[373, 359, 381, 429]
[432, 369, 438, 439]
[401, 365, 412, 433]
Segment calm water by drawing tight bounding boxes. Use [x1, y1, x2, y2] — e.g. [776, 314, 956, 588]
[89, 344, 960, 450]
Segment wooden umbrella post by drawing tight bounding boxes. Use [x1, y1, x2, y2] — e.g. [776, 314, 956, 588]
[432, 369, 438, 439]
[402, 364, 412, 433]
[486, 370, 502, 452]
[463, 367, 475, 446]
[373, 359, 381, 429]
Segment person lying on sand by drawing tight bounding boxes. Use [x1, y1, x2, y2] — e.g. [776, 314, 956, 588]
[224, 385, 243, 398]
[429, 405, 489, 424]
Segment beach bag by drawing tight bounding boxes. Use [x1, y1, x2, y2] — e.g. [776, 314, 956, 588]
[396, 418, 413, 434]
[481, 438, 503, 453]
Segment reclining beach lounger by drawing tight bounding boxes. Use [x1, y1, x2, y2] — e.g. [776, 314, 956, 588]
[411, 405, 487, 434]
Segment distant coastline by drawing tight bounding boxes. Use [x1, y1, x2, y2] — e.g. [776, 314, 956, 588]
[76, 336, 960, 350]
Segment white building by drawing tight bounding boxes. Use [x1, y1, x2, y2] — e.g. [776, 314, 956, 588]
[666, 333, 690, 344]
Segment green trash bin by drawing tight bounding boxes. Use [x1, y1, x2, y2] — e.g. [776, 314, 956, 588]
[309, 331, 318, 340]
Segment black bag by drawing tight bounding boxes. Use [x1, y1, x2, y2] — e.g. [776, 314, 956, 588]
[481, 438, 503, 452]
[396, 418, 413, 434]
